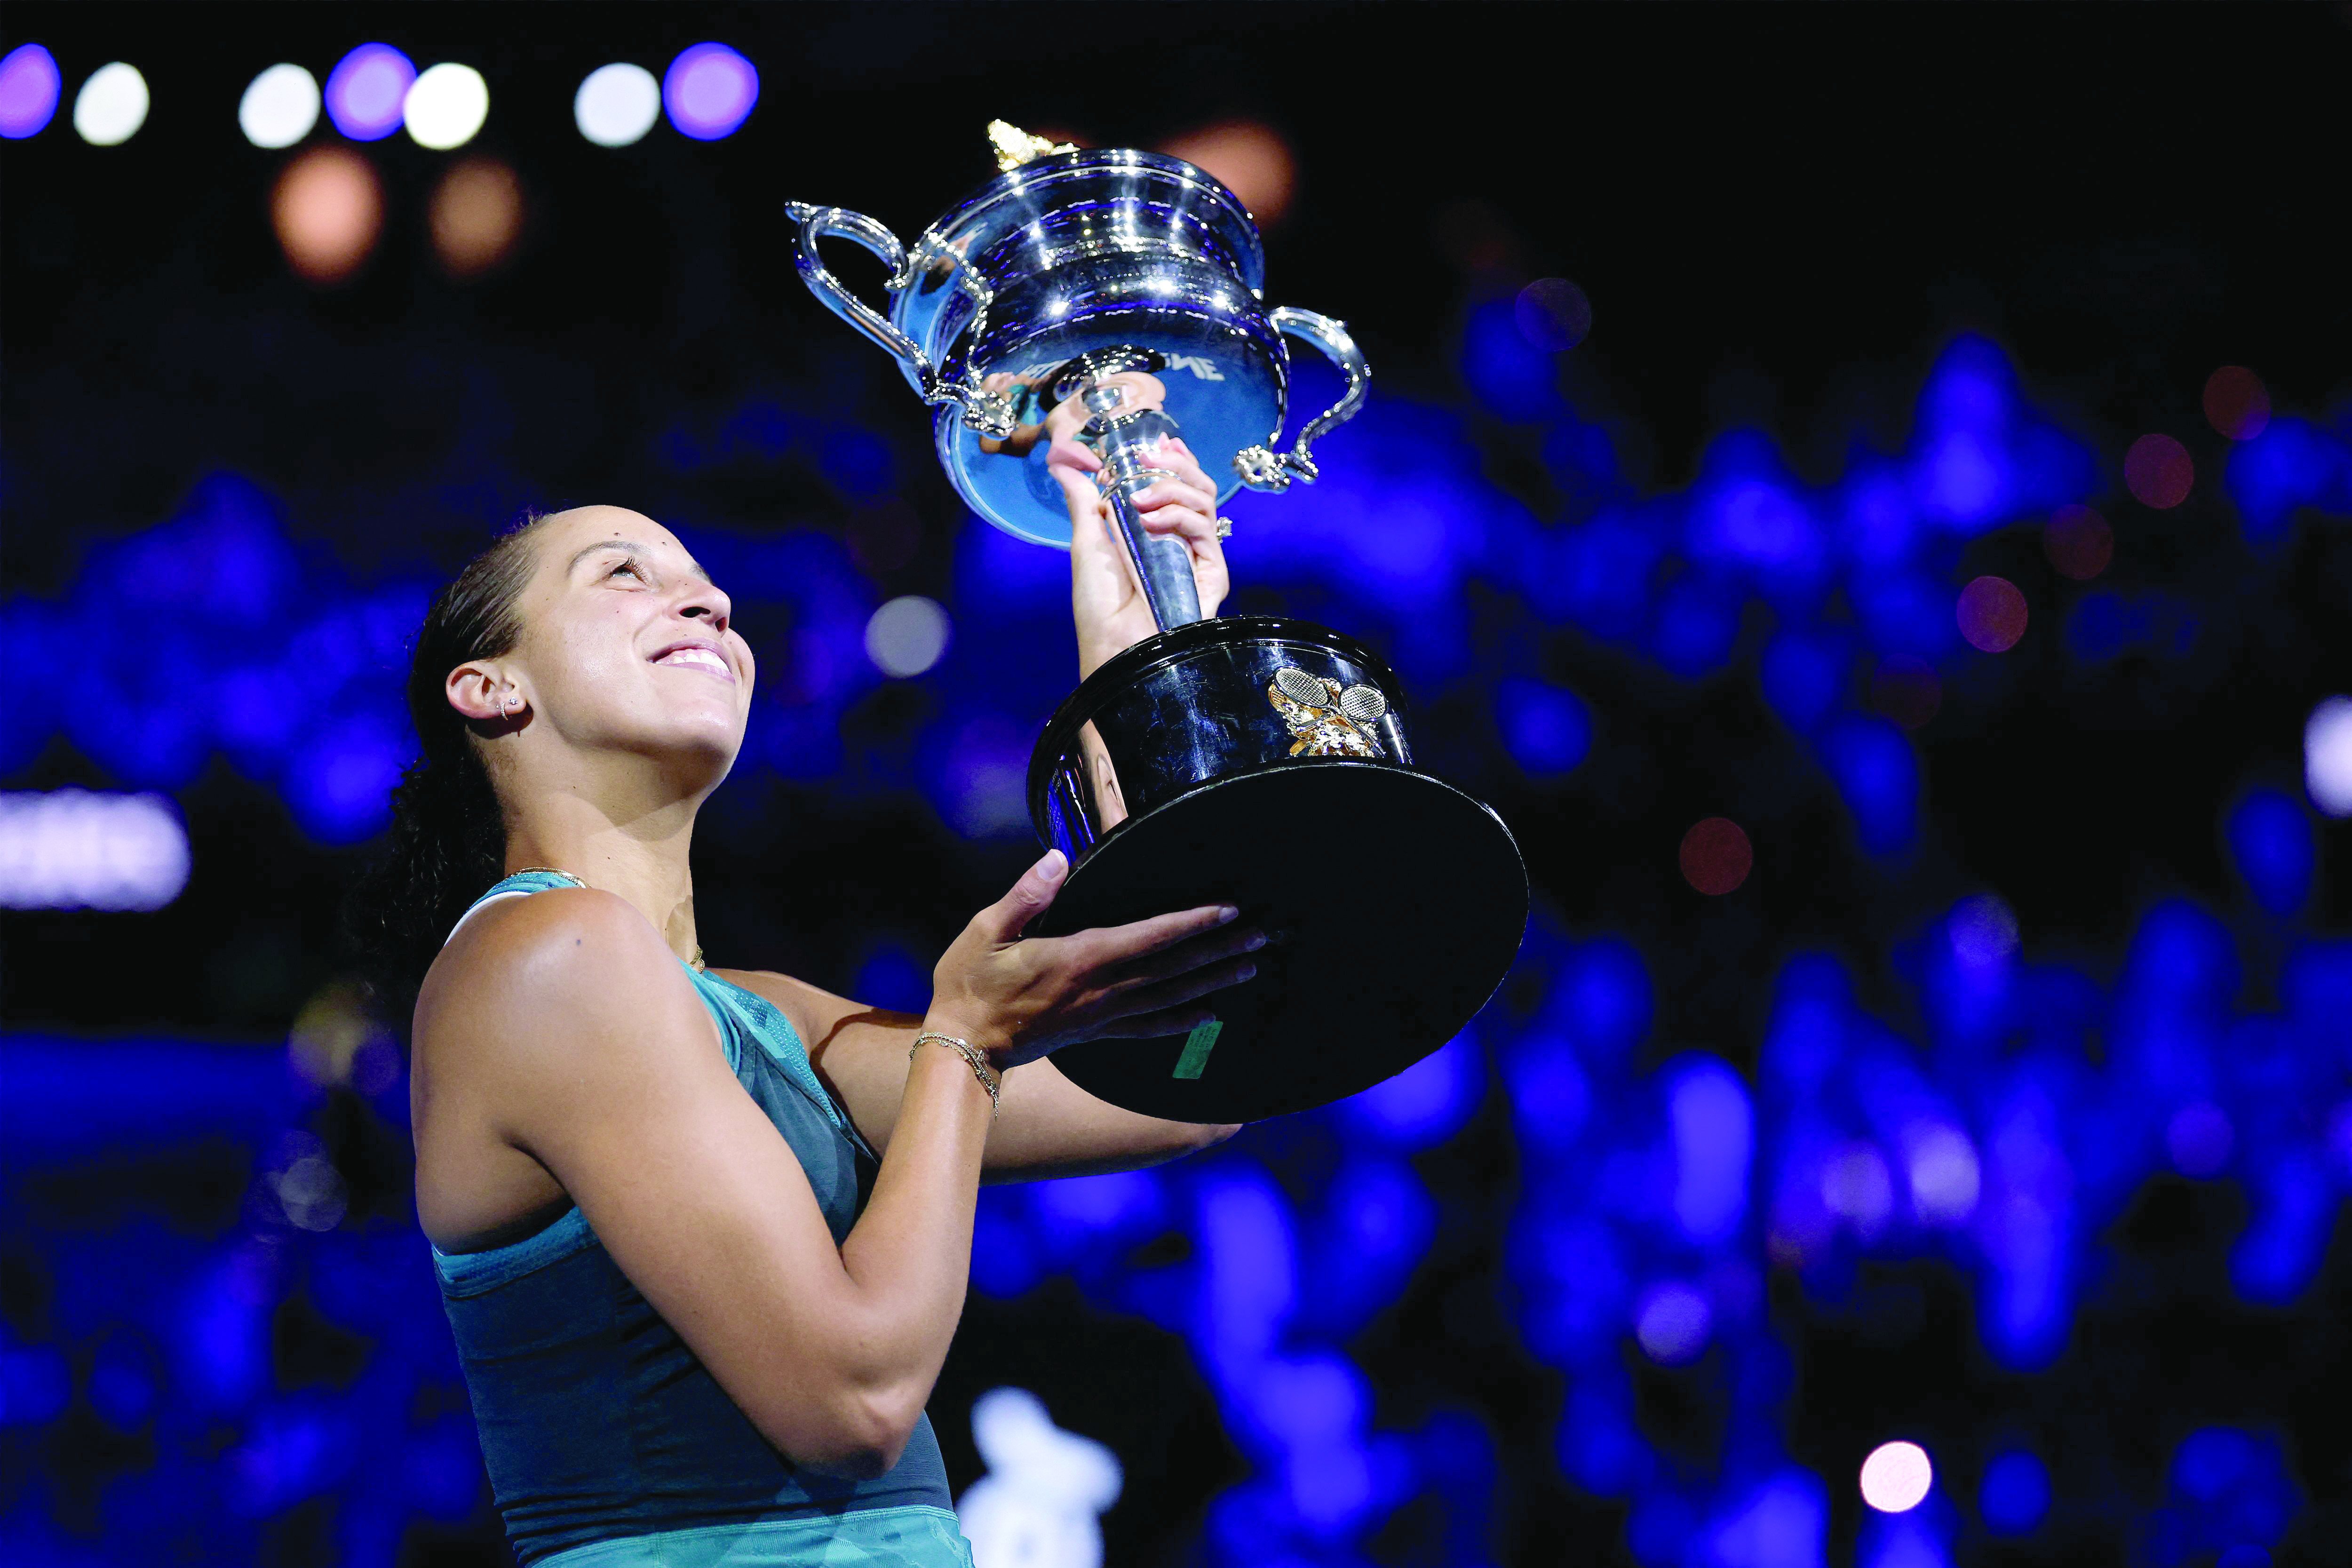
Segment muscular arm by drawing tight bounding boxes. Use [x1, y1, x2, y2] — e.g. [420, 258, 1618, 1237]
[730, 969, 1240, 1178]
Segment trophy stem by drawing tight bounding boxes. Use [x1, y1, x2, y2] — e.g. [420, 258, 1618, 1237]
[1081, 382, 1206, 632]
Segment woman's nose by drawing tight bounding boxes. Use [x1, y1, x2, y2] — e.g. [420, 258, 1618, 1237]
[677, 582, 731, 629]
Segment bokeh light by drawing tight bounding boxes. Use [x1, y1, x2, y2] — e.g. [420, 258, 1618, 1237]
[324, 43, 414, 142]
[2043, 502, 2113, 579]
[1869, 655, 1942, 729]
[2124, 433, 2194, 509]
[2304, 696, 2352, 817]
[2226, 788, 2313, 915]
[574, 62, 660, 147]
[0, 790, 190, 910]
[428, 158, 523, 278]
[271, 145, 383, 285]
[1948, 893, 2019, 968]
[1514, 278, 1593, 352]
[866, 595, 951, 677]
[1859, 1441, 1934, 1513]
[1679, 817, 1753, 895]
[1904, 1126, 1981, 1226]
[403, 62, 489, 151]
[1823, 1142, 1894, 1234]
[1956, 575, 2027, 652]
[1162, 119, 1297, 225]
[2203, 366, 2271, 442]
[1633, 1282, 1711, 1364]
[1495, 677, 1591, 774]
[238, 64, 320, 150]
[0, 41, 62, 138]
[71, 62, 148, 146]
[1979, 1449, 2051, 1536]
[2168, 1102, 2234, 1177]
[662, 43, 759, 141]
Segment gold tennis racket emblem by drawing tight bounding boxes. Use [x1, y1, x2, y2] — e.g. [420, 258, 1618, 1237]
[1267, 666, 1386, 758]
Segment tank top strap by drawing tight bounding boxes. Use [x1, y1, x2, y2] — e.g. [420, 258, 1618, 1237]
[689, 970, 873, 1158]
[446, 868, 590, 946]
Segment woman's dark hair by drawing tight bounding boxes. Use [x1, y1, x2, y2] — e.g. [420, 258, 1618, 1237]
[347, 516, 550, 1013]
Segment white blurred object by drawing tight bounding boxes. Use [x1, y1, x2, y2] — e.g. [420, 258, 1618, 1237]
[2307, 696, 2352, 817]
[574, 63, 660, 147]
[957, 1387, 1122, 1568]
[0, 790, 190, 910]
[73, 62, 150, 145]
[866, 595, 952, 678]
[239, 64, 320, 148]
[1859, 1439, 1935, 1513]
[404, 62, 488, 150]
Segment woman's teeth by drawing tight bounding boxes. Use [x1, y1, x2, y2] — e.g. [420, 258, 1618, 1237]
[656, 647, 732, 679]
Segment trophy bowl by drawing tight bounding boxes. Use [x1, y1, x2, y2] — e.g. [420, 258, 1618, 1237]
[788, 127, 1528, 1122]
[1027, 615, 1526, 1123]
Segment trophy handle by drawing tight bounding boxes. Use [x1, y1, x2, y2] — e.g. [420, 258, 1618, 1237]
[783, 202, 1014, 438]
[1233, 306, 1371, 493]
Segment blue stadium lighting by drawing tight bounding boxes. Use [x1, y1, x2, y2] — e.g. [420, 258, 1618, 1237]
[1979, 1448, 2052, 1536]
[2226, 415, 2352, 543]
[1668, 1057, 1751, 1244]
[2226, 788, 2315, 915]
[1462, 298, 1563, 422]
[1632, 1281, 1711, 1363]
[2149, 1428, 2302, 1565]
[1340, 1032, 1483, 1146]
[1761, 628, 1849, 732]
[1819, 716, 1919, 855]
[1494, 675, 1592, 774]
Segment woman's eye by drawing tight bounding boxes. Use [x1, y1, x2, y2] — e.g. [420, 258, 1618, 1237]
[607, 560, 642, 581]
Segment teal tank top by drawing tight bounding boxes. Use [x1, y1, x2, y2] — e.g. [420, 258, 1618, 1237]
[432, 872, 970, 1567]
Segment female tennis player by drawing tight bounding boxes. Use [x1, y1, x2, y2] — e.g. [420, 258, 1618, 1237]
[356, 417, 1246, 1567]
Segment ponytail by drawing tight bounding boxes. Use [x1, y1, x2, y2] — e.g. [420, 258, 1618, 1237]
[347, 517, 548, 1013]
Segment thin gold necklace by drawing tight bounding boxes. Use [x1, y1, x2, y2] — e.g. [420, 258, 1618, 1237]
[512, 867, 707, 971]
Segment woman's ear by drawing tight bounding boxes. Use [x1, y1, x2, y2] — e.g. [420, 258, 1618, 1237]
[446, 661, 517, 724]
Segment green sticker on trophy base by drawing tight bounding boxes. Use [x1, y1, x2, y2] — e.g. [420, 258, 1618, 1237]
[1172, 1019, 1223, 1079]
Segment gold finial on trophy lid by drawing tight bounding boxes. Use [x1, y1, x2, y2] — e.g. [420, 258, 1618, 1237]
[988, 120, 1077, 172]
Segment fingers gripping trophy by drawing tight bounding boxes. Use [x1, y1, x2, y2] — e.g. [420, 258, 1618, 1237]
[787, 124, 1527, 1122]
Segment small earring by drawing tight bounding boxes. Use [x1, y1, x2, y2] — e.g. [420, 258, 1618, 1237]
[503, 688, 520, 720]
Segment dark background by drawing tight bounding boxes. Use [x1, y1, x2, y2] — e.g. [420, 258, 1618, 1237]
[4, 5, 2349, 1567]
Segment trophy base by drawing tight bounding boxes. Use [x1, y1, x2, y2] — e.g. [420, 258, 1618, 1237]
[1035, 761, 1527, 1123]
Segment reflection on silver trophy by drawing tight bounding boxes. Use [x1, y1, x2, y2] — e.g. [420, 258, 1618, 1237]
[788, 125, 1526, 1122]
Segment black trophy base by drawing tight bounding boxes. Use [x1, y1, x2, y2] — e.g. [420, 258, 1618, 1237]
[1036, 761, 1527, 1123]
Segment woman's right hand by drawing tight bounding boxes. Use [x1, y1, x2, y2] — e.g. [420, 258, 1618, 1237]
[929, 850, 1263, 1069]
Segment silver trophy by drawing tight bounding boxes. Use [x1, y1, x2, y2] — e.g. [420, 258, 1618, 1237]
[788, 126, 1525, 1122]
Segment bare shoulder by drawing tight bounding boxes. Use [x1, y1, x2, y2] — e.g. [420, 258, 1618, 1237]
[418, 888, 712, 1083]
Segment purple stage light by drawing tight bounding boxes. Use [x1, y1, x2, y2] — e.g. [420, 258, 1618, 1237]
[663, 43, 759, 140]
[0, 42, 62, 138]
[325, 44, 415, 142]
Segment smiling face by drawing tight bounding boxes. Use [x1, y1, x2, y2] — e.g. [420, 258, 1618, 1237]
[486, 506, 755, 793]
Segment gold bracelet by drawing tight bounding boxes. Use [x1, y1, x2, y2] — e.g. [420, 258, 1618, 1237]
[910, 1031, 1001, 1115]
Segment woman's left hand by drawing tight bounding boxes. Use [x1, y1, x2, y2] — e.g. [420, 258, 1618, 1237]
[1044, 374, 1229, 679]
